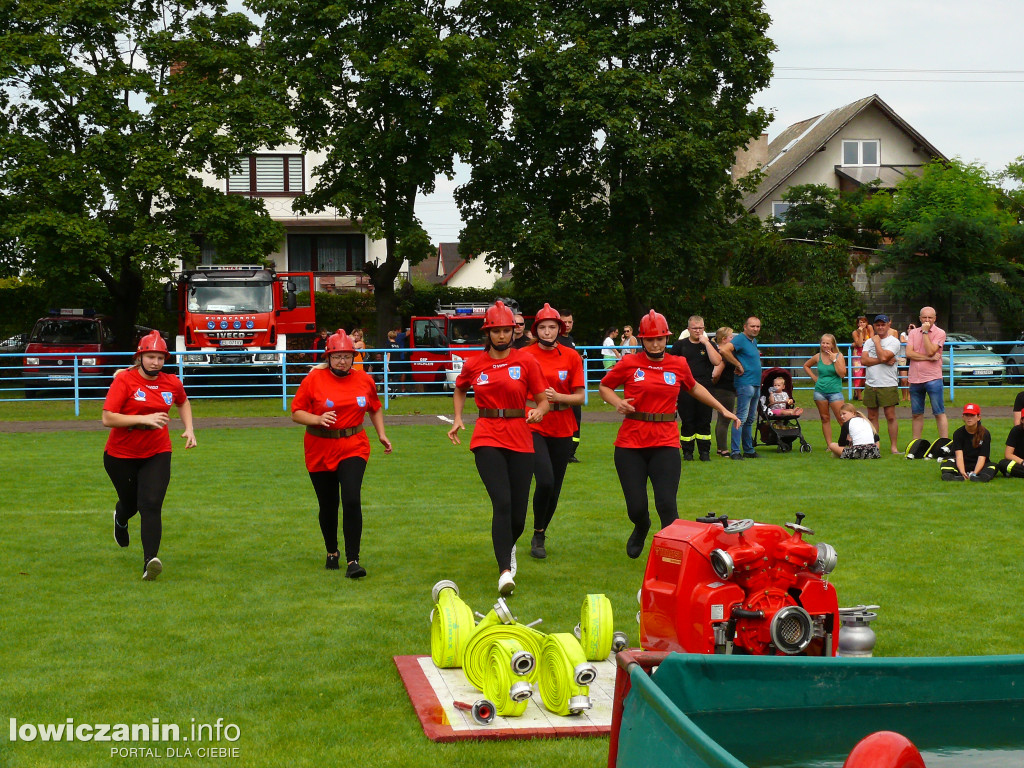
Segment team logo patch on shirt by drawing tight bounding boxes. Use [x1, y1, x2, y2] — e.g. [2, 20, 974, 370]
[356, 396, 367, 408]
[161, 391, 174, 405]
[509, 366, 521, 380]
[133, 388, 147, 402]
[664, 372, 676, 386]
[325, 399, 335, 408]
[476, 373, 489, 386]
[558, 370, 568, 381]
[633, 369, 646, 382]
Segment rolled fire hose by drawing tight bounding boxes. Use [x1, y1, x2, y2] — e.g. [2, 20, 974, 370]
[577, 594, 614, 661]
[462, 622, 546, 691]
[482, 639, 535, 717]
[430, 581, 476, 668]
[537, 633, 596, 716]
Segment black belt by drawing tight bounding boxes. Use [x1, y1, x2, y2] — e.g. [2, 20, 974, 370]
[625, 411, 677, 423]
[478, 408, 526, 419]
[127, 424, 159, 431]
[550, 403, 570, 411]
[306, 425, 364, 439]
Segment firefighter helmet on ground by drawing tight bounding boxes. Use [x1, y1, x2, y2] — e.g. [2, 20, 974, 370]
[531, 303, 566, 336]
[637, 310, 671, 339]
[135, 330, 170, 360]
[325, 329, 356, 355]
[482, 301, 516, 330]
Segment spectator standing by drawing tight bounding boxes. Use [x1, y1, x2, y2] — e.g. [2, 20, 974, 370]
[670, 315, 721, 461]
[802, 333, 846, 445]
[906, 306, 949, 443]
[351, 328, 367, 372]
[384, 330, 400, 392]
[311, 326, 331, 362]
[558, 310, 583, 462]
[599, 310, 738, 559]
[394, 326, 409, 391]
[512, 314, 531, 349]
[940, 403, 995, 481]
[861, 314, 901, 454]
[620, 325, 639, 354]
[712, 327, 737, 457]
[719, 316, 763, 459]
[851, 316, 869, 400]
[602, 326, 621, 370]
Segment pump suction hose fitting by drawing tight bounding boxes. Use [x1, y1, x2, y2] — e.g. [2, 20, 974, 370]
[611, 631, 629, 653]
[483, 639, 535, 717]
[462, 622, 546, 691]
[452, 698, 495, 726]
[430, 582, 476, 668]
[538, 633, 593, 716]
[578, 594, 615, 661]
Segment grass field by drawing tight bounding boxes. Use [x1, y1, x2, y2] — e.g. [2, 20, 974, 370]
[2, 414, 1024, 768]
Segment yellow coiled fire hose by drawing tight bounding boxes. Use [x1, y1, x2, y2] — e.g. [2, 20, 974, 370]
[578, 594, 614, 661]
[430, 582, 476, 668]
[537, 633, 596, 716]
[482, 638, 535, 717]
[463, 622, 546, 691]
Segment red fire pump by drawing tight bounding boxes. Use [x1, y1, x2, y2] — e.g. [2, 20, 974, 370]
[639, 513, 839, 656]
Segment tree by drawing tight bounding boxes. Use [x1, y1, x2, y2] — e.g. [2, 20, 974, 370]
[872, 159, 1020, 321]
[0, 0, 288, 348]
[455, 0, 774, 321]
[778, 183, 883, 249]
[253, 0, 516, 342]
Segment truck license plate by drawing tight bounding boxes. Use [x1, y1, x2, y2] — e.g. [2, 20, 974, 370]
[220, 340, 244, 347]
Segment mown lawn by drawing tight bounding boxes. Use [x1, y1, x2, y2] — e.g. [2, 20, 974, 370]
[2, 418, 1024, 767]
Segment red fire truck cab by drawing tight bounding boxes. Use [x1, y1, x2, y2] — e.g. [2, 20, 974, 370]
[165, 265, 316, 381]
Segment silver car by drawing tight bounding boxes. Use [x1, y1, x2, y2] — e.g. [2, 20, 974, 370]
[943, 333, 1005, 385]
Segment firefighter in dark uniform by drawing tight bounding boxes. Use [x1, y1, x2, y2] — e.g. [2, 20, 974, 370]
[670, 315, 722, 462]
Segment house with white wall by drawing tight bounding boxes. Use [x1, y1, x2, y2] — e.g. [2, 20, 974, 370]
[409, 242, 509, 289]
[737, 94, 947, 220]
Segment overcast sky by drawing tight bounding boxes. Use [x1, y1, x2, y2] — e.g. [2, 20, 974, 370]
[416, 0, 1024, 244]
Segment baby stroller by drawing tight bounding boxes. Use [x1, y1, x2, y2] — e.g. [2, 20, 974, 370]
[755, 367, 811, 453]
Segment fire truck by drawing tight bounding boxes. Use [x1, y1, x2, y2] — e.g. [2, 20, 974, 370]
[408, 300, 525, 390]
[164, 265, 316, 382]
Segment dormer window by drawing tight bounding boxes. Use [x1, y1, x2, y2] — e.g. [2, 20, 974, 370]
[842, 140, 879, 167]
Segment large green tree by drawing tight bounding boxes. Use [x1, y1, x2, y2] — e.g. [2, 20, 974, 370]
[871, 159, 1021, 321]
[455, 0, 774, 320]
[0, 0, 287, 347]
[253, 0, 515, 342]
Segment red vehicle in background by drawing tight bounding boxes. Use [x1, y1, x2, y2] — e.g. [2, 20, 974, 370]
[409, 301, 527, 391]
[164, 265, 316, 383]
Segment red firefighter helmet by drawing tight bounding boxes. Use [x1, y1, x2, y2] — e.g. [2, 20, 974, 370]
[637, 310, 671, 339]
[325, 329, 356, 355]
[481, 301, 516, 330]
[135, 330, 170, 360]
[531, 303, 565, 336]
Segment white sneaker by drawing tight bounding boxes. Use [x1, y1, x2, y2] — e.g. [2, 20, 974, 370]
[510, 544, 517, 578]
[498, 571, 515, 596]
[142, 557, 163, 581]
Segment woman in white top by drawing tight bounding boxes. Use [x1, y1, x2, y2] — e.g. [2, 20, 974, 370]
[602, 326, 621, 370]
[828, 403, 880, 459]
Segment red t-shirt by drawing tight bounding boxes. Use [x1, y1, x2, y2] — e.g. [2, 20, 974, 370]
[600, 352, 696, 449]
[291, 367, 382, 471]
[103, 368, 187, 459]
[455, 348, 546, 452]
[522, 343, 585, 438]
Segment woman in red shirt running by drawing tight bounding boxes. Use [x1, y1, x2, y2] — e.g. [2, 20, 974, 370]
[522, 303, 585, 560]
[292, 329, 392, 578]
[599, 311, 739, 560]
[447, 301, 549, 596]
[102, 331, 196, 581]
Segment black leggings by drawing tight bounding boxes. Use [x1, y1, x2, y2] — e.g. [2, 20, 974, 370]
[613, 446, 681, 531]
[104, 451, 172, 564]
[309, 457, 367, 561]
[532, 433, 574, 531]
[474, 446, 534, 573]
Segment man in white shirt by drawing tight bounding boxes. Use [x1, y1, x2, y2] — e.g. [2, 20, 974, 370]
[602, 326, 621, 370]
[861, 314, 902, 454]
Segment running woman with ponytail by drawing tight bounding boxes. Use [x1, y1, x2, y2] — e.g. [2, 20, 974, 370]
[292, 329, 391, 578]
[103, 331, 196, 581]
[522, 303, 585, 560]
[599, 311, 739, 560]
[447, 301, 549, 596]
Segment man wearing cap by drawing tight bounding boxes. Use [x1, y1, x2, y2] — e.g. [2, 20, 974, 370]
[906, 306, 948, 443]
[861, 314, 902, 454]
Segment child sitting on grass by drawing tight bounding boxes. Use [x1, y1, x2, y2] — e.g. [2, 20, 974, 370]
[828, 403, 880, 459]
